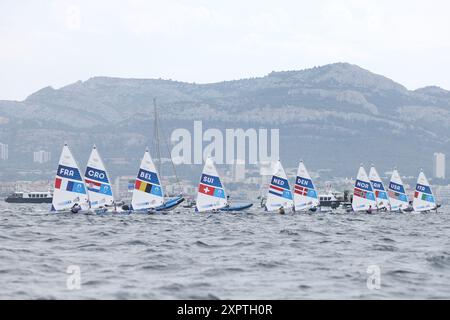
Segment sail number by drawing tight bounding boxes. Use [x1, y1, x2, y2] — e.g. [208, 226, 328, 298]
[87, 170, 105, 180]
[59, 168, 75, 177]
[372, 182, 381, 189]
[390, 183, 401, 191]
[417, 185, 426, 192]
[139, 171, 154, 181]
[273, 178, 285, 186]
[356, 181, 369, 189]
[296, 178, 308, 186]
[203, 176, 215, 184]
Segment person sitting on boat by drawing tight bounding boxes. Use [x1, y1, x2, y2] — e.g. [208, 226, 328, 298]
[71, 203, 82, 214]
[279, 206, 285, 215]
[366, 205, 373, 214]
[225, 195, 231, 208]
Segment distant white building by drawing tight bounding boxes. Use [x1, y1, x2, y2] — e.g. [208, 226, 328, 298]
[433, 152, 446, 179]
[0, 143, 8, 160]
[33, 150, 51, 163]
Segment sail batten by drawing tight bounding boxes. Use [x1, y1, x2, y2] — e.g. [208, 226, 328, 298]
[352, 165, 376, 212]
[51, 144, 89, 212]
[293, 161, 319, 211]
[412, 171, 436, 212]
[265, 161, 294, 212]
[131, 149, 164, 210]
[196, 157, 228, 212]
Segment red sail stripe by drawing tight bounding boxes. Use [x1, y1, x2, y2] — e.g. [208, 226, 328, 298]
[270, 184, 284, 192]
[199, 183, 215, 196]
[85, 179, 101, 187]
[135, 180, 141, 190]
[54, 178, 62, 189]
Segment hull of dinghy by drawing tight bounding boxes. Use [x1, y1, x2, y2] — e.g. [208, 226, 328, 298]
[219, 203, 253, 212]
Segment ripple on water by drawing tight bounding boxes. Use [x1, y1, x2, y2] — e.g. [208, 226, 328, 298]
[371, 244, 398, 252]
[426, 252, 450, 268]
[125, 240, 148, 246]
[280, 229, 299, 236]
[1, 203, 450, 299]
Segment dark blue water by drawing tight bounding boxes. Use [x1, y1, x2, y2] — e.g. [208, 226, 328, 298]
[1, 201, 449, 299]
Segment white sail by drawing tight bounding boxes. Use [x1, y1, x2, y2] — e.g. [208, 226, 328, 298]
[84, 145, 114, 209]
[196, 157, 228, 212]
[369, 165, 389, 210]
[351, 165, 376, 212]
[293, 161, 319, 211]
[265, 160, 294, 212]
[387, 169, 409, 211]
[412, 171, 436, 212]
[51, 144, 89, 212]
[131, 149, 164, 210]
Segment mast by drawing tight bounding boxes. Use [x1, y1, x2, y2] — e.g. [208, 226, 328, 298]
[152, 98, 183, 196]
[153, 98, 162, 177]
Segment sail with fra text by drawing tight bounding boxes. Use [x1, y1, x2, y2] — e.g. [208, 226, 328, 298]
[51, 144, 89, 212]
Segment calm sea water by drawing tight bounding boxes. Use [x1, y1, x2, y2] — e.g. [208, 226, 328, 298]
[0, 201, 449, 299]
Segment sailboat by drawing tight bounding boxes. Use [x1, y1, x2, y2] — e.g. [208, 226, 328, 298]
[387, 168, 410, 212]
[293, 160, 319, 212]
[51, 144, 89, 213]
[412, 170, 438, 212]
[84, 145, 115, 214]
[130, 148, 184, 213]
[351, 165, 376, 213]
[195, 157, 253, 212]
[369, 165, 389, 211]
[264, 160, 294, 212]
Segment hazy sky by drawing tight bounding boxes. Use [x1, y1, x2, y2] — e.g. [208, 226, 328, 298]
[1, 0, 449, 100]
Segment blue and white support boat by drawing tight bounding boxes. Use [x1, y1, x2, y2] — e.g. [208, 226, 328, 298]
[51, 144, 90, 214]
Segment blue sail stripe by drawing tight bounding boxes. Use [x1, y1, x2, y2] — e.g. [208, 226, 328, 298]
[137, 169, 160, 185]
[370, 180, 385, 191]
[85, 166, 109, 183]
[200, 174, 223, 188]
[271, 176, 290, 190]
[416, 183, 432, 194]
[57, 165, 82, 181]
[355, 180, 373, 192]
[295, 176, 314, 189]
[389, 181, 405, 194]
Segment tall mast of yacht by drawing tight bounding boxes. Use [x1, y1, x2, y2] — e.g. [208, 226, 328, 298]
[153, 98, 162, 177]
